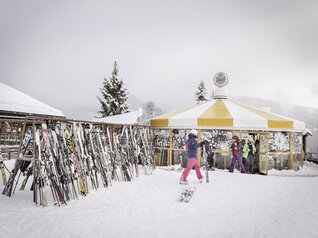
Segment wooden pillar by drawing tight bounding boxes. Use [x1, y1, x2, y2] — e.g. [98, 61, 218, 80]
[289, 132, 293, 170]
[197, 129, 202, 165]
[110, 125, 114, 151]
[169, 129, 172, 166]
[266, 131, 269, 175]
[231, 130, 234, 169]
[258, 133, 261, 173]
[17, 118, 27, 158]
[31, 118, 36, 203]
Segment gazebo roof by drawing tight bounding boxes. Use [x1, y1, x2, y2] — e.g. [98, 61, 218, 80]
[151, 99, 305, 132]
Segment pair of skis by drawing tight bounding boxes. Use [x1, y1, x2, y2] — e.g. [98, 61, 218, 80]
[180, 186, 197, 202]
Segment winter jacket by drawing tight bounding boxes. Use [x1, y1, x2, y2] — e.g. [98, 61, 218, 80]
[186, 133, 198, 159]
[231, 140, 243, 157]
[243, 143, 249, 159]
[249, 143, 256, 155]
[243, 142, 256, 158]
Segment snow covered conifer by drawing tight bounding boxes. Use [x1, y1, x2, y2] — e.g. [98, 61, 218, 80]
[97, 61, 129, 117]
[140, 101, 163, 123]
[195, 80, 208, 104]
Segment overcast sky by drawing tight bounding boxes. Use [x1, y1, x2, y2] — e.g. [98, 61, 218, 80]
[1, 0, 317, 119]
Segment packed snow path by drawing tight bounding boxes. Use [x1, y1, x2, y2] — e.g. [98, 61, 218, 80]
[1, 164, 318, 238]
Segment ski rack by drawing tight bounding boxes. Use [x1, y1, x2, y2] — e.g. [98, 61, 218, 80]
[0, 116, 155, 207]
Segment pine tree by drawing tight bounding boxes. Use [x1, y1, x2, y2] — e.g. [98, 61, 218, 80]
[195, 80, 208, 104]
[97, 61, 129, 117]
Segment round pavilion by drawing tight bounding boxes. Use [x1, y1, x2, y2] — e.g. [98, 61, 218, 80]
[150, 75, 306, 174]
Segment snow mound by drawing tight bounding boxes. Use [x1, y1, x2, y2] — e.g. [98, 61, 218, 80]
[268, 161, 318, 177]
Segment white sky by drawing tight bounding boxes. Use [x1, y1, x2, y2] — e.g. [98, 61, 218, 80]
[1, 0, 318, 119]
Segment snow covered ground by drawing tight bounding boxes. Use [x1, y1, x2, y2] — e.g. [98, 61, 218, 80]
[1, 161, 318, 238]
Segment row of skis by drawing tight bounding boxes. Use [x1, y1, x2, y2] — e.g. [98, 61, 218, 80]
[1, 122, 155, 207]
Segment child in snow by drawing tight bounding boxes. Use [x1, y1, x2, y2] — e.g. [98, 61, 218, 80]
[180, 129, 203, 184]
[229, 135, 246, 173]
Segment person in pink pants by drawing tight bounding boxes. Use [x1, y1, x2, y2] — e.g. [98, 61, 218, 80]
[180, 129, 203, 184]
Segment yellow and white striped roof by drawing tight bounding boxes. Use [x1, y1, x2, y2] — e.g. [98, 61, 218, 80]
[151, 99, 305, 131]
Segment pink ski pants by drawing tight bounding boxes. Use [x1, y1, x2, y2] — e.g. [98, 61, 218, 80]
[181, 158, 203, 181]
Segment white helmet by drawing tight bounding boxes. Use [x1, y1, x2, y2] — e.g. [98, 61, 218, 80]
[189, 129, 198, 137]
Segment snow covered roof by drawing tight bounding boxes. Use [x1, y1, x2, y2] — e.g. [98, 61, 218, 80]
[92, 110, 142, 125]
[303, 128, 313, 136]
[151, 99, 306, 131]
[0, 82, 65, 117]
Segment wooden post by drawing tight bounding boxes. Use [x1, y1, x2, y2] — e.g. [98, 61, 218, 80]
[266, 131, 269, 175]
[110, 125, 114, 151]
[198, 129, 201, 165]
[259, 133, 262, 173]
[289, 132, 293, 170]
[258, 133, 261, 173]
[17, 118, 27, 158]
[32, 118, 36, 203]
[169, 129, 172, 166]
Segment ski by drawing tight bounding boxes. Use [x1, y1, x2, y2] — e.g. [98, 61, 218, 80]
[65, 126, 88, 196]
[2, 126, 33, 196]
[0, 161, 7, 186]
[180, 186, 197, 202]
[202, 144, 209, 183]
[35, 128, 47, 207]
[94, 126, 113, 187]
[129, 126, 139, 177]
[19, 166, 33, 191]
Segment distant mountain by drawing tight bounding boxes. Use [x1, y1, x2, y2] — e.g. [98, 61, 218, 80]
[233, 96, 318, 153]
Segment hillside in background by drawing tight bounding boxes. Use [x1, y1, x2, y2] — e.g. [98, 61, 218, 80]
[234, 96, 318, 153]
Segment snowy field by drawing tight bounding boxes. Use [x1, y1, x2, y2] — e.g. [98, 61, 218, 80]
[1, 161, 318, 238]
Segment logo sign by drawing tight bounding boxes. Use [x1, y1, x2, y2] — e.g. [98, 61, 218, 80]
[213, 72, 228, 87]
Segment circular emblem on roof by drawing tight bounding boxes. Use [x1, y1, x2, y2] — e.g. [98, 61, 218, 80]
[213, 72, 228, 87]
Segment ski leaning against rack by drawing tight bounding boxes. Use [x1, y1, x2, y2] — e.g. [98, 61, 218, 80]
[94, 126, 113, 188]
[35, 128, 48, 207]
[179, 185, 197, 203]
[2, 125, 33, 196]
[0, 161, 7, 186]
[19, 166, 32, 191]
[202, 143, 209, 183]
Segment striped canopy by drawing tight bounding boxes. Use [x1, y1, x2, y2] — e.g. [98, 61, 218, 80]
[151, 99, 305, 131]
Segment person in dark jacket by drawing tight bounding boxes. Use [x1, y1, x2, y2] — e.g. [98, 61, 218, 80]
[180, 129, 203, 184]
[200, 139, 215, 170]
[229, 135, 246, 173]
